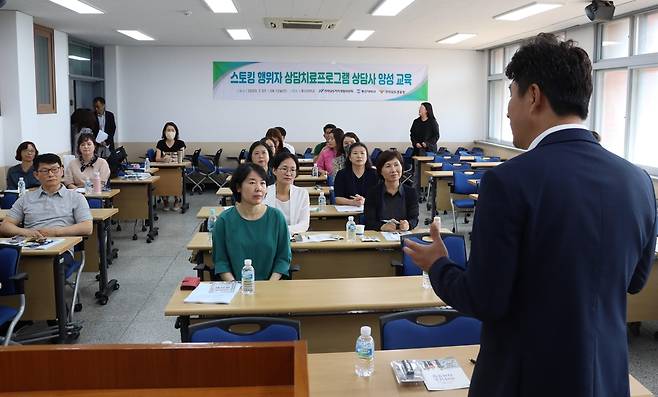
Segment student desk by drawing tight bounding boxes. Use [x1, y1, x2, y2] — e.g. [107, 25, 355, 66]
[425, 170, 454, 220]
[412, 156, 434, 190]
[298, 158, 314, 164]
[306, 186, 331, 204]
[298, 166, 314, 175]
[0, 237, 82, 343]
[307, 345, 653, 397]
[110, 175, 160, 243]
[216, 187, 233, 206]
[83, 188, 121, 207]
[468, 179, 479, 187]
[225, 174, 327, 186]
[149, 161, 191, 213]
[468, 161, 503, 168]
[469, 194, 479, 200]
[84, 208, 120, 305]
[165, 276, 443, 353]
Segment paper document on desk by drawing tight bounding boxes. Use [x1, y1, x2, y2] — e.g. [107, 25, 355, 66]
[333, 205, 364, 213]
[1, 238, 65, 250]
[299, 234, 342, 243]
[184, 282, 241, 304]
[419, 357, 470, 391]
[381, 231, 412, 241]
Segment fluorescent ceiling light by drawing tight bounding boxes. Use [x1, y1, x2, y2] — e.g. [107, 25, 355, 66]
[494, 2, 563, 21]
[203, 0, 238, 13]
[117, 30, 155, 41]
[48, 0, 103, 14]
[347, 30, 375, 41]
[372, 0, 415, 16]
[226, 29, 251, 40]
[68, 55, 90, 61]
[436, 33, 477, 44]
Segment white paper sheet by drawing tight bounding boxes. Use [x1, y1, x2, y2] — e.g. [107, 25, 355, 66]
[419, 358, 470, 391]
[95, 130, 109, 143]
[183, 282, 241, 304]
[299, 234, 342, 243]
[381, 231, 412, 241]
[333, 205, 364, 213]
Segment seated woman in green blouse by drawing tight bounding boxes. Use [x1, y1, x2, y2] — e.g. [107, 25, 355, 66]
[212, 163, 291, 281]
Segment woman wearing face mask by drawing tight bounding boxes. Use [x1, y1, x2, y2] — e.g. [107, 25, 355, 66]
[316, 128, 344, 177]
[63, 131, 111, 189]
[212, 163, 291, 281]
[263, 152, 310, 234]
[365, 150, 418, 232]
[410, 102, 440, 156]
[331, 132, 359, 179]
[334, 142, 377, 207]
[155, 122, 186, 211]
[247, 139, 275, 185]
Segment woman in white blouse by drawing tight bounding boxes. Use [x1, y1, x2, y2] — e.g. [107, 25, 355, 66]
[263, 152, 310, 234]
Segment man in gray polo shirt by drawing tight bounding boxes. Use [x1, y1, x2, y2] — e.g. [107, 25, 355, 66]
[0, 153, 92, 245]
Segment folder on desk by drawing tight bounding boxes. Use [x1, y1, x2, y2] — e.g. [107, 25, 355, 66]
[183, 282, 241, 304]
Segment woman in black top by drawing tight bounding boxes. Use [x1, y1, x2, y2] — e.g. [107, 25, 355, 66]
[365, 150, 419, 231]
[247, 140, 276, 186]
[410, 102, 440, 155]
[155, 121, 186, 211]
[334, 142, 378, 207]
[6, 141, 40, 190]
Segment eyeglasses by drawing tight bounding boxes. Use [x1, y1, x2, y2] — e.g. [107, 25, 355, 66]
[37, 166, 61, 175]
[278, 167, 297, 175]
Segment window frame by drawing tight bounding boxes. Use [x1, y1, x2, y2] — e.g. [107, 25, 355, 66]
[34, 24, 57, 114]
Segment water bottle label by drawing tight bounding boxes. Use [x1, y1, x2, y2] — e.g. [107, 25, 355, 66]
[356, 345, 373, 359]
[348, 224, 356, 231]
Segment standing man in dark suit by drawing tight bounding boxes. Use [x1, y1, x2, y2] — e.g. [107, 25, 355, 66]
[404, 33, 656, 397]
[93, 97, 116, 154]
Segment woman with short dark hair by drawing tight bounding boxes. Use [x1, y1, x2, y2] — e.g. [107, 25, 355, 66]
[6, 141, 40, 190]
[364, 150, 419, 231]
[334, 142, 378, 207]
[247, 140, 275, 185]
[155, 121, 186, 210]
[263, 152, 310, 234]
[331, 132, 359, 178]
[63, 132, 110, 189]
[212, 163, 291, 281]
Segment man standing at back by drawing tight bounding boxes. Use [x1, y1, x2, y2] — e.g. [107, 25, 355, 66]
[93, 96, 116, 155]
[405, 33, 656, 397]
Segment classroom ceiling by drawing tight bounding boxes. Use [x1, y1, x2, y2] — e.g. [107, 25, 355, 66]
[4, 0, 658, 49]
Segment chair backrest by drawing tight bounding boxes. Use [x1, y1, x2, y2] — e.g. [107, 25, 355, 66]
[213, 149, 223, 167]
[442, 162, 471, 172]
[303, 147, 313, 158]
[470, 147, 484, 155]
[481, 156, 501, 162]
[188, 317, 301, 343]
[198, 155, 214, 172]
[0, 244, 22, 296]
[380, 308, 481, 350]
[453, 170, 484, 195]
[146, 148, 156, 162]
[456, 147, 469, 155]
[370, 148, 383, 164]
[86, 198, 103, 209]
[238, 149, 247, 162]
[399, 233, 467, 276]
[437, 147, 451, 155]
[1, 192, 19, 210]
[402, 147, 414, 159]
[190, 149, 202, 167]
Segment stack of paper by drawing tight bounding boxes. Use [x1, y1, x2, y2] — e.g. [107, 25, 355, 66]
[381, 231, 412, 241]
[333, 205, 364, 213]
[183, 282, 241, 304]
[299, 234, 342, 243]
[419, 358, 470, 391]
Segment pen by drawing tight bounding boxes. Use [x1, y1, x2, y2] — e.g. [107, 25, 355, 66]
[469, 358, 477, 365]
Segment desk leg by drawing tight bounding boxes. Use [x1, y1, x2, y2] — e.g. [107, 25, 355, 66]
[180, 167, 189, 214]
[95, 219, 119, 305]
[53, 255, 68, 344]
[429, 176, 438, 222]
[414, 159, 420, 194]
[175, 316, 190, 342]
[146, 184, 159, 243]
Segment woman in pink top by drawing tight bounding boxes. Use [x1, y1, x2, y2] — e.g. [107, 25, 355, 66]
[316, 128, 344, 176]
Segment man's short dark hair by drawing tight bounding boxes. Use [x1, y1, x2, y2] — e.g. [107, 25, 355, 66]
[505, 33, 593, 119]
[34, 153, 63, 170]
[376, 150, 403, 176]
[15, 141, 38, 161]
[323, 123, 336, 134]
[230, 163, 268, 203]
[275, 126, 287, 137]
[93, 97, 105, 105]
[272, 152, 299, 171]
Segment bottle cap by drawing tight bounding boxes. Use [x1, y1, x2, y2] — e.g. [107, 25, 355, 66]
[348, 216, 354, 221]
[433, 216, 441, 225]
[360, 326, 371, 336]
[209, 208, 216, 215]
[319, 191, 324, 196]
[244, 259, 252, 266]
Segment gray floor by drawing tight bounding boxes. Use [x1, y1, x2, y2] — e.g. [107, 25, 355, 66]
[62, 189, 657, 392]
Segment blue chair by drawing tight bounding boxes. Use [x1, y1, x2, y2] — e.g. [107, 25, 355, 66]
[442, 162, 471, 172]
[303, 147, 313, 159]
[326, 175, 336, 205]
[188, 317, 301, 343]
[437, 147, 451, 156]
[370, 148, 383, 165]
[205, 149, 233, 188]
[397, 232, 467, 276]
[479, 156, 501, 162]
[401, 147, 415, 186]
[0, 244, 27, 346]
[184, 149, 208, 194]
[379, 308, 481, 350]
[86, 198, 103, 209]
[1, 192, 19, 210]
[470, 147, 485, 156]
[450, 170, 485, 233]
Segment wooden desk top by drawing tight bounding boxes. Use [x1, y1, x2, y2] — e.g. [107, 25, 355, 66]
[467, 179, 479, 186]
[0, 237, 82, 256]
[216, 187, 232, 196]
[91, 208, 119, 221]
[469, 194, 479, 200]
[305, 186, 331, 196]
[165, 276, 444, 317]
[412, 156, 434, 162]
[299, 166, 313, 172]
[294, 175, 327, 183]
[468, 162, 502, 168]
[298, 158, 314, 164]
[0, 209, 7, 221]
[424, 170, 453, 178]
[83, 189, 121, 199]
[308, 345, 653, 397]
[196, 205, 361, 220]
[110, 175, 161, 184]
[149, 161, 191, 168]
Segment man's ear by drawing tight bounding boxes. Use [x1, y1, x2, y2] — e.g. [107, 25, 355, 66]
[527, 83, 542, 113]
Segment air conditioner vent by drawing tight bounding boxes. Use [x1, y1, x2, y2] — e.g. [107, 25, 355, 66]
[265, 17, 340, 30]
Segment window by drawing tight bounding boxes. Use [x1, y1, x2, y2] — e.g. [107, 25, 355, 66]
[487, 44, 518, 143]
[490, 48, 504, 75]
[629, 67, 658, 167]
[34, 24, 56, 114]
[635, 10, 658, 55]
[594, 69, 628, 157]
[600, 17, 630, 59]
[488, 80, 505, 141]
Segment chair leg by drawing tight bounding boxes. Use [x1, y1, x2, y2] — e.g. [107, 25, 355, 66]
[451, 200, 458, 234]
[69, 253, 86, 322]
[2, 295, 26, 346]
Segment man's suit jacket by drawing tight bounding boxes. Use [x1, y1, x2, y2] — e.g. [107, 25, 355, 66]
[429, 129, 657, 397]
[93, 111, 116, 150]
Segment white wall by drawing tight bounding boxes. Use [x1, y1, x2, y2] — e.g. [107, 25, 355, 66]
[111, 46, 485, 144]
[0, 10, 70, 169]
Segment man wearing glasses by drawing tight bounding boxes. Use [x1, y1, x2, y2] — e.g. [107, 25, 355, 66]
[0, 153, 92, 241]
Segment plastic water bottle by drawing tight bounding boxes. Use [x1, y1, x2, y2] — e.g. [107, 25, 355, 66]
[17, 177, 26, 197]
[144, 157, 150, 172]
[207, 208, 217, 242]
[241, 259, 255, 295]
[346, 216, 357, 242]
[92, 170, 102, 193]
[84, 178, 93, 194]
[355, 326, 375, 377]
[318, 191, 327, 210]
[311, 164, 319, 177]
